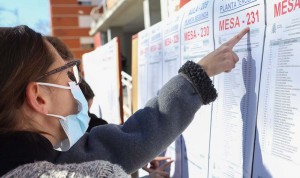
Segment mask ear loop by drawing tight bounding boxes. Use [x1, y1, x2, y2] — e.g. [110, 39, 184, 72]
[37, 82, 75, 121]
[36, 82, 71, 90]
[47, 114, 67, 121]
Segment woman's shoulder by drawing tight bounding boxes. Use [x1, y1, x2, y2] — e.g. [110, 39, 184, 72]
[0, 131, 59, 176]
[3, 160, 128, 178]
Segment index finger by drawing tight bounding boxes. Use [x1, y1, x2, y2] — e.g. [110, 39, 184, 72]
[158, 160, 174, 171]
[143, 166, 153, 173]
[153, 156, 172, 161]
[224, 27, 250, 48]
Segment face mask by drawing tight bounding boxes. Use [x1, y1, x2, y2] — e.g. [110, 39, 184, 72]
[37, 81, 90, 151]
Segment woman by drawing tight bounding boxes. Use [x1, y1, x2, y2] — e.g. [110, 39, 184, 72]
[0, 25, 249, 177]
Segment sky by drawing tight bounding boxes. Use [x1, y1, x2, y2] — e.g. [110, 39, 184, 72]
[0, 0, 50, 35]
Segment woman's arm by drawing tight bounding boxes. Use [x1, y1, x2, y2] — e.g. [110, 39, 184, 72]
[57, 72, 209, 173]
[56, 28, 250, 174]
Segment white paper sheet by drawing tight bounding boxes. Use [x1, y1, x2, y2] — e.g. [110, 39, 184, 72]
[162, 13, 183, 84]
[180, 1, 215, 177]
[253, 1, 300, 177]
[137, 30, 150, 109]
[83, 38, 121, 124]
[209, 0, 265, 177]
[147, 22, 163, 99]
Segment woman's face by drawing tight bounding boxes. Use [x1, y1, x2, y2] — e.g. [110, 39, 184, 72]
[41, 41, 78, 142]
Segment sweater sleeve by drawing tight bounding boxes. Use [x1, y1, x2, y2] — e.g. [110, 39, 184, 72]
[3, 161, 128, 178]
[56, 62, 217, 174]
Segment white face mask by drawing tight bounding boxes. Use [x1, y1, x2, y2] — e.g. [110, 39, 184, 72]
[37, 81, 90, 151]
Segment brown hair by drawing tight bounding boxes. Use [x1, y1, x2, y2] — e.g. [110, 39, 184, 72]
[0, 25, 55, 132]
[79, 79, 95, 101]
[46, 36, 86, 78]
[45, 36, 74, 60]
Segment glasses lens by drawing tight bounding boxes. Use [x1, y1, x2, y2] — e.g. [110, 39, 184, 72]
[72, 65, 80, 84]
[67, 65, 80, 84]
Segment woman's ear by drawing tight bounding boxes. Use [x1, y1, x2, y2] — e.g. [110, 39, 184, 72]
[25, 82, 49, 114]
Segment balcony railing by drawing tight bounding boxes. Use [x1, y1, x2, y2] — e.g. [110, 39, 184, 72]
[121, 71, 133, 120]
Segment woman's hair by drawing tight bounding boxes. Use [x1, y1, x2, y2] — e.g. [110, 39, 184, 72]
[46, 36, 74, 60]
[0, 25, 55, 132]
[79, 79, 95, 101]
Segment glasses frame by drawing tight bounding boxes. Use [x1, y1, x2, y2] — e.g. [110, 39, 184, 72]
[36, 60, 81, 83]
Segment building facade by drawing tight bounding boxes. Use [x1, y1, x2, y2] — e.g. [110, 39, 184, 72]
[50, 0, 98, 58]
[88, 0, 189, 74]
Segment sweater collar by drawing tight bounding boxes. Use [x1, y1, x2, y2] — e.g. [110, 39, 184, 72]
[0, 131, 59, 176]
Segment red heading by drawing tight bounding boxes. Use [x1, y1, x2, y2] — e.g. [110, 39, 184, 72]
[274, 0, 300, 17]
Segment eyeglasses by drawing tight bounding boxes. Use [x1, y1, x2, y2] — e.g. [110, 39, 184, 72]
[37, 60, 82, 84]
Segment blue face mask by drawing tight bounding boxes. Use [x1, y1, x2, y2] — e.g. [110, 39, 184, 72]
[37, 81, 90, 151]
